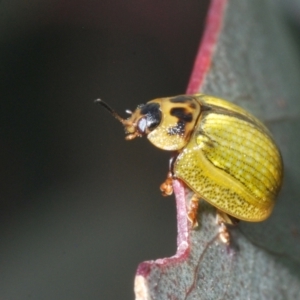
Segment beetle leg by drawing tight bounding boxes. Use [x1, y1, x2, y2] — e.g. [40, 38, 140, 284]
[160, 171, 173, 196]
[216, 211, 237, 245]
[187, 193, 200, 228]
[160, 155, 177, 196]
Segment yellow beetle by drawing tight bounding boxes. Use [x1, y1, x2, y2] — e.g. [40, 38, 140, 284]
[96, 94, 283, 240]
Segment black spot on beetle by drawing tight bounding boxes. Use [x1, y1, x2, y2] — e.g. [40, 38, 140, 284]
[170, 107, 193, 122]
[140, 103, 160, 115]
[189, 102, 196, 109]
[170, 95, 193, 103]
[168, 120, 185, 136]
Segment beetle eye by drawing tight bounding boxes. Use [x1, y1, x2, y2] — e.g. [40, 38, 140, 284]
[137, 117, 147, 133]
[139, 103, 162, 132]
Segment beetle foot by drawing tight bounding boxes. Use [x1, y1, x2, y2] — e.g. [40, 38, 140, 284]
[187, 194, 200, 228]
[216, 211, 232, 245]
[218, 222, 230, 245]
[160, 172, 173, 196]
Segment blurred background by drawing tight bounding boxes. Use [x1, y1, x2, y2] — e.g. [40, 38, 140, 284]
[0, 0, 210, 299]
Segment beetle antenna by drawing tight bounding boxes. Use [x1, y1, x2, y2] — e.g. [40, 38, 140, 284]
[94, 98, 127, 124]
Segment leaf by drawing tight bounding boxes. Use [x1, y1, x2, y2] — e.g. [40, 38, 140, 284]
[134, 0, 300, 299]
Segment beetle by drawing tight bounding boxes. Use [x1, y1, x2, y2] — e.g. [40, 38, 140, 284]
[96, 94, 283, 243]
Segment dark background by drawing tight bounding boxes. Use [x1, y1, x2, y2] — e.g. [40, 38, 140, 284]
[0, 0, 209, 299]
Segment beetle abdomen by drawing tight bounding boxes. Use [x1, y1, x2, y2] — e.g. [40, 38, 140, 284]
[202, 114, 282, 200]
[174, 102, 283, 221]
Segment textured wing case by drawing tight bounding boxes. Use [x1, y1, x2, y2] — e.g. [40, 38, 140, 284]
[174, 96, 283, 221]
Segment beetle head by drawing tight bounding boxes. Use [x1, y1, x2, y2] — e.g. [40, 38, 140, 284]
[95, 99, 162, 140]
[144, 96, 201, 150]
[95, 95, 201, 151]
